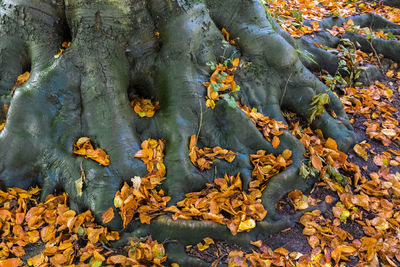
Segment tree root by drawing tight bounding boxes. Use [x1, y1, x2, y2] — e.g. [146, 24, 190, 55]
[0, 0, 359, 262]
[296, 12, 400, 73]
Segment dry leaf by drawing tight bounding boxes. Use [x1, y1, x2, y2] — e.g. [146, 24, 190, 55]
[353, 144, 368, 161]
[73, 137, 110, 166]
[102, 208, 114, 224]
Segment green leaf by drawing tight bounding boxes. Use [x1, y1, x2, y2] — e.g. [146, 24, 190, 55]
[299, 163, 310, 179]
[340, 210, 350, 220]
[222, 94, 237, 108]
[327, 165, 349, 186]
[89, 257, 102, 267]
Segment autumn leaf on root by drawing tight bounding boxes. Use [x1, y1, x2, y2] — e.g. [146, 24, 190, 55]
[102, 207, 114, 224]
[73, 137, 110, 166]
[114, 139, 169, 227]
[189, 134, 237, 170]
[10, 72, 30, 97]
[130, 97, 160, 118]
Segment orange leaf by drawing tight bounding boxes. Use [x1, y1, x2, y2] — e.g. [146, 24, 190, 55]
[250, 240, 262, 248]
[189, 135, 197, 150]
[73, 137, 110, 166]
[325, 138, 338, 151]
[0, 258, 23, 267]
[102, 207, 114, 224]
[232, 58, 240, 68]
[272, 136, 280, 149]
[311, 155, 322, 171]
[221, 27, 230, 41]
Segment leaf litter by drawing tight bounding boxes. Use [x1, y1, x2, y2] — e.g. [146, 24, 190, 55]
[2, 1, 400, 266]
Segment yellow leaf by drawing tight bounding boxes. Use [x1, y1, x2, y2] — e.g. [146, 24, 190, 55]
[75, 176, 83, 197]
[353, 144, 368, 161]
[206, 99, 216, 109]
[114, 195, 122, 208]
[238, 218, 256, 232]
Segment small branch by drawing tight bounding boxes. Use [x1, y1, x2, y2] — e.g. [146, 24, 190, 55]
[280, 72, 293, 107]
[211, 253, 228, 267]
[196, 97, 203, 143]
[367, 38, 383, 70]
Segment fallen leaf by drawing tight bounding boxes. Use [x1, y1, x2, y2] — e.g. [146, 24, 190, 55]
[102, 207, 114, 224]
[353, 144, 368, 161]
[73, 137, 110, 166]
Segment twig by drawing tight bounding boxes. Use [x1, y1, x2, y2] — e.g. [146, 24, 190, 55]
[280, 72, 293, 107]
[80, 159, 86, 182]
[368, 16, 383, 69]
[367, 38, 383, 70]
[196, 97, 203, 143]
[100, 241, 115, 253]
[211, 253, 228, 267]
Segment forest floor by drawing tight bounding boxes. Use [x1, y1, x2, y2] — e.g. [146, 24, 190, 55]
[0, 0, 400, 266]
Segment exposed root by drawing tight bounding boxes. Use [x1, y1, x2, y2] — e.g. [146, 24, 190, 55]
[0, 0, 359, 261]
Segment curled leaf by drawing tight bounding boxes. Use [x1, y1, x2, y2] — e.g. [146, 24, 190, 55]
[73, 137, 110, 166]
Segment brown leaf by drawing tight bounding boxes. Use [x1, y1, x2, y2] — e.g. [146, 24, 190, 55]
[311, 154, 322, 171]
[73, 137, 110, 166]
[325, 137, 338, 151]
[11, 72, 30, 96]
[102, 207, 114, 224]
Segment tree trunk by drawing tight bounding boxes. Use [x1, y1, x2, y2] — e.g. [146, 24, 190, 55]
[5, 0, 396, 263]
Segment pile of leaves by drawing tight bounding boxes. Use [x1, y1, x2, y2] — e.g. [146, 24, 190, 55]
[203, 58, 240, 109]
[114, 139, 170, 227]
[111, 137, 291, 236]
[0, 187, 167, 266]
[250, 149, 293, 190]
[341, 81, 399, 147]
[188, 134, 237, 170]
[265, 0, 400, 38]
[165, 173, 268, 235]
[130, 97, 160, 118]
[239, 105, 288, 147]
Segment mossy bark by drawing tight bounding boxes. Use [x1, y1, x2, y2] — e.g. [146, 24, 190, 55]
[0, 0, 383, 263]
